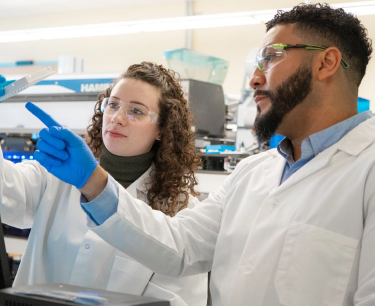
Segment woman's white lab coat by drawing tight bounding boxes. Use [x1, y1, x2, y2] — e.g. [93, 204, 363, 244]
[90, 116, 375, 306]
[0, 156, 207, 306]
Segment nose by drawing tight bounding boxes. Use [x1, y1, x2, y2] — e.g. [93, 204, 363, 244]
[110, 108, 129, 125]
[249, 68, 265, 90]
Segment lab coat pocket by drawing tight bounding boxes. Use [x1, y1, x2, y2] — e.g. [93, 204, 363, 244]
[275, 222, 358, 306]
[107, 256, 154, 295]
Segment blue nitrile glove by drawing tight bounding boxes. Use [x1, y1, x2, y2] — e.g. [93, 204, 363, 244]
[25, 102, 98, 188]
[0, 75, 6, 97]
[0, 75, 15, 99]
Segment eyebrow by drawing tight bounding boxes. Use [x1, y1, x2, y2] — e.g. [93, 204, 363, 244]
[111, 96, 148, 108]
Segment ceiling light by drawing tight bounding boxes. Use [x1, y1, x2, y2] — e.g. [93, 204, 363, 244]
[0, 2, 374, 43]
[0, 12, 265, 43]
[332, 1, 375, 15]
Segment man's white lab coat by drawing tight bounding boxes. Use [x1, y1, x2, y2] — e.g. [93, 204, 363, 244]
[91, 116, 375, 306]
[0, 159, 207, 306]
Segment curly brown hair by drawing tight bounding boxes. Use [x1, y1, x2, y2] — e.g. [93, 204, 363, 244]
[86, 61, 200, 216]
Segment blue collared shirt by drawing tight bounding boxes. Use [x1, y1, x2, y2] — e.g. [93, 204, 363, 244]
[277, 111, 373, 184]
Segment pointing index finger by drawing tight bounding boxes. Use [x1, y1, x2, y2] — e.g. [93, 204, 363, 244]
[25, 102, 62, 128]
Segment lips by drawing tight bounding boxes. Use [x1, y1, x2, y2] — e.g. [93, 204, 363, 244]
[107, 130, 126, 137]
[254, 95, 268, 104]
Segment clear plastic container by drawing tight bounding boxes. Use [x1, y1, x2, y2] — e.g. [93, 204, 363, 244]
[164, 48, 229, 85]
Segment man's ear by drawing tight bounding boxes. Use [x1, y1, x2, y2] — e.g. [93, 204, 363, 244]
[315, 47, 342, 81]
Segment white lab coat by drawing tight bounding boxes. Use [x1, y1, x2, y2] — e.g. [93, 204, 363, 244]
[90, 116, 375, 306]
[0, 156, 207, 306]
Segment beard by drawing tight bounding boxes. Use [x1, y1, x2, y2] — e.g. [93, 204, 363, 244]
[253, 65, 313, 144]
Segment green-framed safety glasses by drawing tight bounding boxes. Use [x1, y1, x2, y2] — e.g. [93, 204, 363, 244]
[255, 43, 350, 72]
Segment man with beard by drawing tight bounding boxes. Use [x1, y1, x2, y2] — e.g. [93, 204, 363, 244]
[252, 64, 313, 144]
[22, 3, 375, 306]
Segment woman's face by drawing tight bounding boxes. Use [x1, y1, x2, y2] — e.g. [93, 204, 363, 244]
[102, 78, 161, 157]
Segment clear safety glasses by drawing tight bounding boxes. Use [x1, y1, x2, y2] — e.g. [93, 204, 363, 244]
[254, 43, 350, 72]
[101, 97, 159, 124]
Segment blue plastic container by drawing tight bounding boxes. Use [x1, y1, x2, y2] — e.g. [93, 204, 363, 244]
[358, 97, 370, 113]
[269, 134, 285, 149]
[206, 145, 236, 154]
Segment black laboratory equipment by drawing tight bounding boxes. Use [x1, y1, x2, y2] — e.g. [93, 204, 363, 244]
[0, 215, 170, 306]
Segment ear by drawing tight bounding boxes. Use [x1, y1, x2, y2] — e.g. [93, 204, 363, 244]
[315, 47, 342, 81]
[156, 132, 161, 141]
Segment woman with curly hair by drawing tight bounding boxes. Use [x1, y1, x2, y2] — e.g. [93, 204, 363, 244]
[87, 61, 200, 217]
[0, 62, 207, 306]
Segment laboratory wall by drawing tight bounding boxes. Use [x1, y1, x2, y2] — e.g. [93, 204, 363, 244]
[1, 0, 375, 109]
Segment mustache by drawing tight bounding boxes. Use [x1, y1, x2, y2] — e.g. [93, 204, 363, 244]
[253, 89, 272, 98]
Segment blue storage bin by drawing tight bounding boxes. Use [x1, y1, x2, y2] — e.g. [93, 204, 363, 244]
[358, 97, 370, 113]
[269, 134, 285, 149]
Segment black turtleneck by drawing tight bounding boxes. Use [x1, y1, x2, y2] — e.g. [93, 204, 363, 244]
[99, 146, 155, 189]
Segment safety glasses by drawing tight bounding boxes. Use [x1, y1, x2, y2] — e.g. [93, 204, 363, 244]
[254, 43, 350, 72]
[101, 97, 159, 124]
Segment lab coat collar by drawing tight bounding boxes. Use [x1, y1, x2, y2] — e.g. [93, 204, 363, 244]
[126, 165, 153, 198]
[336, 115, 375, 156]
[262, 116, 375, 195]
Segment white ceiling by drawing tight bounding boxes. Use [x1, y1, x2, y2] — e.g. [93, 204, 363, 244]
[0, 0, 187, 18]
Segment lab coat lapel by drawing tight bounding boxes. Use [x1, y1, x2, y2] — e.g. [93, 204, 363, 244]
[277, 145, 338, 192]
[260, 148, 334, 195]
[261, 144, 338, 196]
[126, 180, 138, 198]
[126, 165, 153, 199]
[261, 150, 286, 194]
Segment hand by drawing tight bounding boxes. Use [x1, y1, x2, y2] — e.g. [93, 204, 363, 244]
[26, 102, 98, 188]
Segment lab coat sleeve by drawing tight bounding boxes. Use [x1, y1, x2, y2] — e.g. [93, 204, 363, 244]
[354, 164, 375, 305]
[81, 174, 119, 225]
[0, 146, 48, 228]
[88, 152, 270, 279]
[89, 173, 236, 278]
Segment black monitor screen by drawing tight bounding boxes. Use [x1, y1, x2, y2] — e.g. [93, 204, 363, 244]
[181, 79, 226, 138]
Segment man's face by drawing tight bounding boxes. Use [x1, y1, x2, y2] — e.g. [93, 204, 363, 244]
[253, 65, 313, 143]
[249, 24, 314, 143]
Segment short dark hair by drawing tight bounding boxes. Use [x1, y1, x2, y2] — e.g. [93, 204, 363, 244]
[266, 3, 372, 86]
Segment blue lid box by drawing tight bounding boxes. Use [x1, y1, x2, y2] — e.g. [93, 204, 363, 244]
[206, 145, 236, 154]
